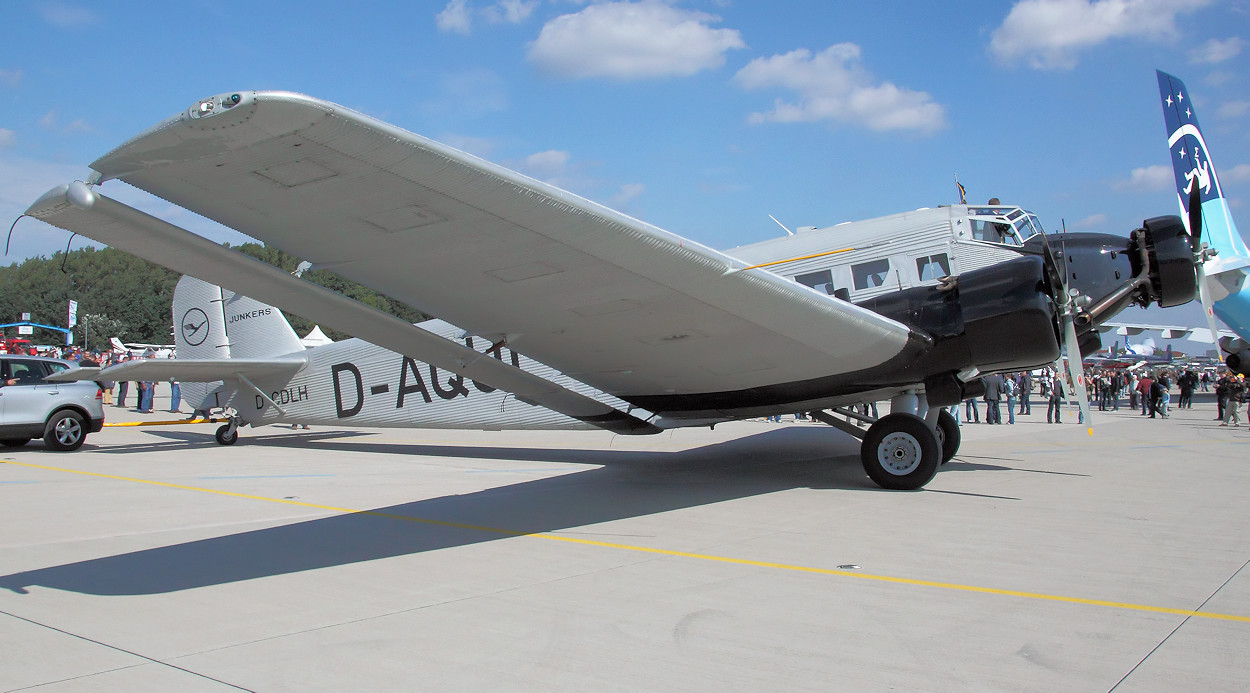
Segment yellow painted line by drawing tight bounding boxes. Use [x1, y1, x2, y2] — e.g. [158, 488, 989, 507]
[104, 418, 225, 427]
[4, 458, 1247, 623]
[740, 246, 856, 271]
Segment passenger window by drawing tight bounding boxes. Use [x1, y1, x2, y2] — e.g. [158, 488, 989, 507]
[915, 253, 951, 281]
[852, 259, 890, 290]
[794, 269, 836, 295]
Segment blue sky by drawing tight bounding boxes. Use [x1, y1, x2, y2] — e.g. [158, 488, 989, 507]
[2, 0, 1248, 345]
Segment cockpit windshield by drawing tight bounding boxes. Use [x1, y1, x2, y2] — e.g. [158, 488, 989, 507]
[966, 206, 1044, 246]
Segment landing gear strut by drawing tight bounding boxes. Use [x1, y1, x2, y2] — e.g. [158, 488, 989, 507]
[813, 393, 955, 490]
[215, 413, 240, 446]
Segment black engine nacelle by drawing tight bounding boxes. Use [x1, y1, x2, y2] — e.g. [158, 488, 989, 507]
[857, 255, 1060, 405]
[1221, 337, 1250, 376]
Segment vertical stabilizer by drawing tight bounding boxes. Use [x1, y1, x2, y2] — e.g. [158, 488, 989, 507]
[173, 276, 230, 360]
[171, 275, 305, 411]
[1157, 70, 1248, 259]
[218, 288, 305, 358]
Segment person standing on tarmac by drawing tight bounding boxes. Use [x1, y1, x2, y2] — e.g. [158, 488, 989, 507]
[982, 373, 1003, 424]
[1136, 372, 1154, 416]
[1003, 374, 1017, 424]
[1047, 373, 1065, 423]
[1221, 374, 1246, 427]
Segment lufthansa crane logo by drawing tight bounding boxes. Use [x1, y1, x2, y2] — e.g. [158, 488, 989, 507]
[181, 308, 210, 346]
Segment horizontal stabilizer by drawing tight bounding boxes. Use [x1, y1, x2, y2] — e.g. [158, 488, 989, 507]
[45, 358, 307, 384]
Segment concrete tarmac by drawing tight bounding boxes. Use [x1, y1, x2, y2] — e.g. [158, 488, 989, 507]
[2, 393, 1249, 691]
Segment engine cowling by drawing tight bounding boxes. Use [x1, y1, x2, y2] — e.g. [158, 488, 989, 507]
[856, 255, 1059, 405]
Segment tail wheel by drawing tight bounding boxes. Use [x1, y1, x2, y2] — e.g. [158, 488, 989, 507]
[860, 413, 940, 490]
[215, 424, 238, 446]
[44, 410, 86, 451]
[935, 408, 961, 464]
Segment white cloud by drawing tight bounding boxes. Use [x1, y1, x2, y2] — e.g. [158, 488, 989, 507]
[37, 2, 99, 29]
[437, 0, 538, 35]
[1073, 213, 1109, 229]
[0, 129, 14, 148]
[521, 149, 572, 180]
[436, 0, 473, 34]
[989, 0, 1211, 70]
[527, 1, 745, 80]
[37, 110, 94, 135]
[610, 182, 645, 207]
[1189, 37, 1244, 64]
[733, 44, 946, 134]
[483, 0, 538, 24]
[1224, 164, 1250, 182]
[0, 69, 20, 88]
[1113, 164, 1173, 191]
[1215, 100, 1250, 120]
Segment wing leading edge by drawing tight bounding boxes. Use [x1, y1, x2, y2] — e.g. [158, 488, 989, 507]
[81, 91, 922, 402]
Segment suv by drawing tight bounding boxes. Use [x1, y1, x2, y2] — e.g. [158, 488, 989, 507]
[0, 356, 105, 451]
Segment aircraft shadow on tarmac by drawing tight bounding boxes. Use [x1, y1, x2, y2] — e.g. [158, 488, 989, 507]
[1, 426, 1022, 596]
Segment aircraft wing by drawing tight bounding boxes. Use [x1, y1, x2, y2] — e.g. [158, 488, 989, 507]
[39, 91, 922, 415]
[45, 358, 306, 384]
[28, 184, 666, 434]
[1098, 321, 1237, 344]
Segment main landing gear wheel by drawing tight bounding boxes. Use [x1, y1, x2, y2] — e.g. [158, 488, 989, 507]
[860, 413, 940, 490]
[935, 408, 961, 465]
[215, 424, 238, 446]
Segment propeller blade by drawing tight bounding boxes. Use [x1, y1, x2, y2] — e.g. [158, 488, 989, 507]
[1062, 313, 1093, 435]
[1188, 180, 1203, 253]
[1036, 229, 1066, 299]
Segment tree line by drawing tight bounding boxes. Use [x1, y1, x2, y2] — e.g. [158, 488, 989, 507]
[0, 244, 427, 350]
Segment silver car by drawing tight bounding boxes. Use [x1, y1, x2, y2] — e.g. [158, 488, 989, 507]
[0, 356, 105, 451]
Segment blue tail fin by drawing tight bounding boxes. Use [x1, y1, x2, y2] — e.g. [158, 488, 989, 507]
[1157, 70, 1248, 259]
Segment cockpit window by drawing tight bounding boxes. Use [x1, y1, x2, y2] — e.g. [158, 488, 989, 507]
[966, 206, 1042, 246]
[970, 219, 1015, 244]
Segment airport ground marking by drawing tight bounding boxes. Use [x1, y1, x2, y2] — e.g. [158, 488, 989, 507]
[5, 457, 1250, 624]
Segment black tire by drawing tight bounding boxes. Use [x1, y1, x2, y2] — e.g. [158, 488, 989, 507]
[215, 424, 238, 446]
[0, 438, 31, 448]
[935, 408, 961, 465]
[860, 413, 940, 490]
[43, 410, 86, 451]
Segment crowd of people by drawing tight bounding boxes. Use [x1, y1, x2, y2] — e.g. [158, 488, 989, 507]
[39, 347, 184, 415]
[957, 366, 1249, 426]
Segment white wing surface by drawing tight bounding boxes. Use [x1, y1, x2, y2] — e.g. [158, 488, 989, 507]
[79, 91, 918, 403]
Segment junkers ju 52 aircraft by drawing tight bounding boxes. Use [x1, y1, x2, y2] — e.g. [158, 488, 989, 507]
[28, 90, 1199, 490]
